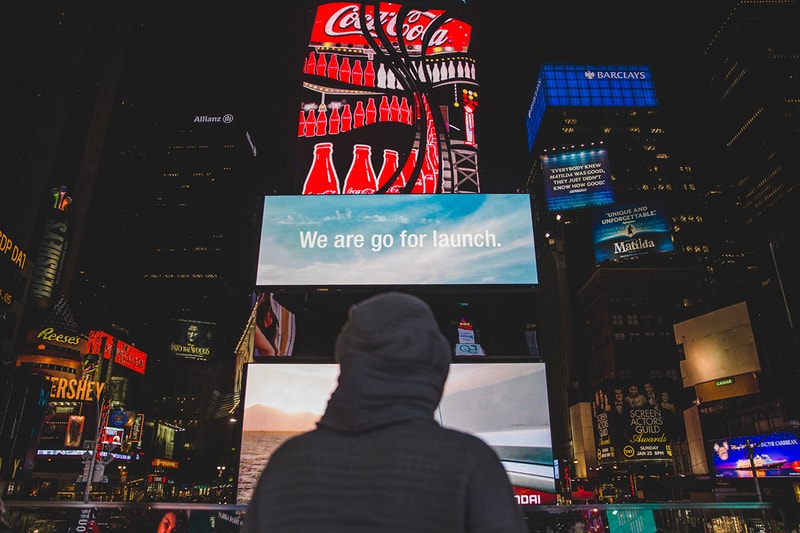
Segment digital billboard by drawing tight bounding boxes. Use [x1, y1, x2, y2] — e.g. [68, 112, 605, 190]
[0, 225, 27, 308]
[591, 200, 674, 262]
[607, 509, 657, 533]
[169, 319, 215, 361]
[86, 330, 148, 375]
[256, 194, 538, 287]
[541, 148, 615, 211]
[238, 362, 555, 506]
[673, 301, 760, 389]
[526, 64, 658, 152]
[252, 292, 296, 357]
[592, 380, 681, 464]
[297, 2, 481, 194]
[711, 431, 800, 478]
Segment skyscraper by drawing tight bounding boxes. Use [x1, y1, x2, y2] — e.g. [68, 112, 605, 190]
[701, 0, 800, 417]
[524, 64, 713, 501]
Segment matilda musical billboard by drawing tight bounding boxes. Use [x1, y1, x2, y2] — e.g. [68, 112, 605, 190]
[591, 200, 674, 263]
[255, 194, 538, 287]
[541, 148, 615, 212]
[296, 1, 481, 195]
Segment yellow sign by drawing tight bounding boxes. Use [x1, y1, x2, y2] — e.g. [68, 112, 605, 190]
[47, 376, 106, 402]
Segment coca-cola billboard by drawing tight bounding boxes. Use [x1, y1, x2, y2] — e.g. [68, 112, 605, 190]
[297, 2, 481, 195]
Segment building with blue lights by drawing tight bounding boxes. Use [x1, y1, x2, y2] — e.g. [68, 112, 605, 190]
[523, 63, 715, 502]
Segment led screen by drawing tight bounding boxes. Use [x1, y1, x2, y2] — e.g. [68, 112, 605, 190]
[169, 319, 215, 361]
[541, 148, 615, 211]
[256, 194, 538, 287]
[297, 2, 481, 194]
[607, 509, 657, 533]
[526, 64, 658, 151]
[237, 362, 555, 505]
[591, 200, 673, 262]
[711, 431, 800, 478]
[591, 380, 681, 464]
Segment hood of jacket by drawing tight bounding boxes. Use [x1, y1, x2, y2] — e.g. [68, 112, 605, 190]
[318, 292, 451, 433]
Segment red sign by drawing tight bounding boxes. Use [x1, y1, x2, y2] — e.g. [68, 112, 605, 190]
[87, 330, 147, 374]
[311, 2, 471, 52]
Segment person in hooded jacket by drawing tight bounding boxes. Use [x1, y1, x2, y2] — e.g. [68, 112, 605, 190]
[243, 291, 528, 533]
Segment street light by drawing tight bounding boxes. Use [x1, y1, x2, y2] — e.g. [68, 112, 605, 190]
[745, 438, 764, 503]
[745, 420, 800, 504]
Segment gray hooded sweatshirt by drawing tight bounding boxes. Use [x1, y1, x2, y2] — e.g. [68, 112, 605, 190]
[243, 292, 528, 533]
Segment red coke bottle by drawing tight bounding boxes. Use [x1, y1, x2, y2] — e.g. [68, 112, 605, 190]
[303, 142, 340, 195]
[401, 148, 418, 193]
[379, 95, 390, 122]
[352, 60, 363, 85]
[316, 106, 328, 137]
[305, 51, 316, 75]
[378, 149, 403, 193]
[327, 54, 339, 80]
[421, 142, 438, 194]
[298, 109, 306, 137]
[329, 106, 341, 135]
[365, 97, 377, 125]
[353, 101, 365, 128]
[343, 144, 377, 194]
[339, 57, 351, 84]
[364, 60, 375, 87]
[390, 95, 401, 122]
[315, 53, 327, 77]
[304, 109, 316, 137]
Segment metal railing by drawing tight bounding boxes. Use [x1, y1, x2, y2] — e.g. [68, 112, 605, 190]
[0, 500, 792, 532]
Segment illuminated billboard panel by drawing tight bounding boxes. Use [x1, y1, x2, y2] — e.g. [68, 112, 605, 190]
[526, 64, 658, 152]
[541, 148, 615, 212]
[711, 432, 800, 478]
[591, 200, 674, 262]
[238, 362, 555, 506]
[87, 330, 147, 375]
[256, 194, 538, 287]
[169, 319, 215, 361]
[674, 301, 761, 388]
[592, 380, 682, 464]
[297, 2, 480, 194]
[252, 292, 296, 357]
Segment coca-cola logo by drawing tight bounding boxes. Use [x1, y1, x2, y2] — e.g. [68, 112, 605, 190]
[319, 4, 452, 48]
[344, 188, 376, 194]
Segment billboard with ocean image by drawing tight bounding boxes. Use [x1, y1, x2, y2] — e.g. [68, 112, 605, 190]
[237, 361, 554, 505]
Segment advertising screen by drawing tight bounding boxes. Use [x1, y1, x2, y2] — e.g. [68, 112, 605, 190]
[252, 292, 296, 357]
[526, 64, 658, 152]
[87, 330, 147, 375]
[169, 319, 214, 361]
[592, 380, 681, 464]
[591, 200, 673, 263]
[607, 509, 657, 533]
[541, 148, 615, 212]
[237, 361, 554, 505]
[256, 194, 538, 287]
[297, 2, 481, 194]
[711, 431, 800, 478]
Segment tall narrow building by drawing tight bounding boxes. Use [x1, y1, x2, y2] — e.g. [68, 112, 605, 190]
[524, 64, 714, 502]
[701, 0, 800, 417]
